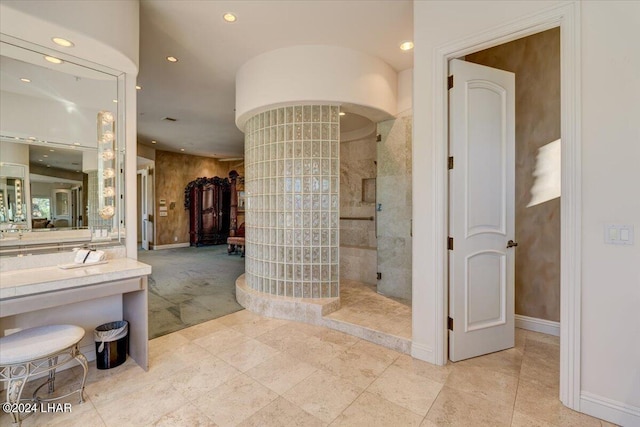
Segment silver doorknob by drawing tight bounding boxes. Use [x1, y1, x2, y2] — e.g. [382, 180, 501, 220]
[507, 240, 518, 248]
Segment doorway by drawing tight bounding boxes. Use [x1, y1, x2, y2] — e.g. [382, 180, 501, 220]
[433, 3, 582, 409]
[448, 28, 561, 362]
[71, 187, 82, 227]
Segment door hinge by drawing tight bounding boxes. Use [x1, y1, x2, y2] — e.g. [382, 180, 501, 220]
[448, 156, 454, 170]
[376, 134, 382, 142]
[448, 316, 454, 331]
[448, 75, 454, 90]
[448, 237, 454, 250]
[377, 272, 382, 280]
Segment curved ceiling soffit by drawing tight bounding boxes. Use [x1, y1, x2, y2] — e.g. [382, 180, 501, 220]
[235, 45, 398, 130]
[0, 3, 138, 75]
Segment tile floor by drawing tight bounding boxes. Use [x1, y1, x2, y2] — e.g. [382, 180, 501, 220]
[2, 310, 614, 427]
[326, 279, 412, 339]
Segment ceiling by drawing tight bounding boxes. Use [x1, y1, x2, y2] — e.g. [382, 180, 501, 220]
[136, 0, 413, 159]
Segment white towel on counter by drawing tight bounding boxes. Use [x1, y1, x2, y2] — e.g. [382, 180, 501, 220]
[73, 249, 106, 264]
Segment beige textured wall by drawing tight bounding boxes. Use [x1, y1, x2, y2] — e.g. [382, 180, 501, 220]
[154, 150, 232, 246]
[466, 28, 560, 322]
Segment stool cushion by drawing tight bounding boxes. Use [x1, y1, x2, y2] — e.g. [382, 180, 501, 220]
[0, 325, 85, 365]
[227, 237, 245, 245]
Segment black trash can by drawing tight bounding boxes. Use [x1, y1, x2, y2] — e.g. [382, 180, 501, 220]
[94, 320, 129, 370]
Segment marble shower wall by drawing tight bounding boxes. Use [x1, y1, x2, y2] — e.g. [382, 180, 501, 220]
[376, 112, 413, 300]
[154, 150, 231, 247]
[466, 28, 560, 322]
[340, 132, 377, 285]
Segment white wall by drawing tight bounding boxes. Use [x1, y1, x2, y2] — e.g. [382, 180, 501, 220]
[397, 68, 413, 115]
[413, 0, 639, 424]
[578, 0, 640, 417]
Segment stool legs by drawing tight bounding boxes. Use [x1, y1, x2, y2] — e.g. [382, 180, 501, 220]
[47, 356, 58, 394]
[73, 349, 88, 404]
[7, 375, 27, 426]
[1, 345, 89, 426]
[226, 243, 245, 256]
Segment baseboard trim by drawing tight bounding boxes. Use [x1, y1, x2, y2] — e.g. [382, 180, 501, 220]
[580, 391, 640, 426]
[515, 314, 560, 337]
[411, 342, 435, 364]
[152, 243, 190, 250]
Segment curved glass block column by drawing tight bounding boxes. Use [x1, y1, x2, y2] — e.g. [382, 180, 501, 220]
[244, 105, 340, 298]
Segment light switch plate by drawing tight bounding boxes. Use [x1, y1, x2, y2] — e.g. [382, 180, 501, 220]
[605, 224, 634, 245]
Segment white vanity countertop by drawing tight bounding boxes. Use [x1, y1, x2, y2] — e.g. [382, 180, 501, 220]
[0, 258, 151, 300]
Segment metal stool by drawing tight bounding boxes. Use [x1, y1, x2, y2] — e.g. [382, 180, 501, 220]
[0, 325, 88, 426]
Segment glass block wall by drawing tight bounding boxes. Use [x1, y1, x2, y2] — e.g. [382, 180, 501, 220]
[244, 105, 340, 298]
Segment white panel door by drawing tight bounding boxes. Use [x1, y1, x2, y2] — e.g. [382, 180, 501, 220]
[449, 58, 516, 362]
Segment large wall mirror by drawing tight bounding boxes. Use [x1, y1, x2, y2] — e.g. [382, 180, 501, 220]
[0, 34, 125, 255]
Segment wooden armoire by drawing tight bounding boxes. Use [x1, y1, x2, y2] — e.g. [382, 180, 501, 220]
[184, 176, 231, 246]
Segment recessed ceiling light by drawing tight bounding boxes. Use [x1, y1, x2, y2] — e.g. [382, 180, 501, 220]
[180, 148, 185, 152]
[151, 140, 157, 144]
[46, 165, 51, 168]
[44, 55, 63, 64]
[75, 170, 80, 173]
[28, 137, 36, 140]
[399, 41, 414, 51]
[223, 12, 237, 23]
[20, 78, 31, 83]
[136, 85, 142, 90]
[52, 37, 74, 47]
[49, 149, 55, 152]
[166, 56, 178, 63]
[43, 155, 49, 158]
[112, 99, 118, 103]
[339, 112, 346, 116]
[73, 142, 81, 146]
[38, 159, 43, 162]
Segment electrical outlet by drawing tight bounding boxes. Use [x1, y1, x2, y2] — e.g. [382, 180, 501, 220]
[174, 236, 178, 242]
